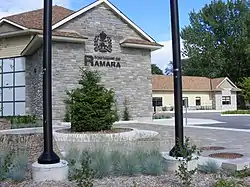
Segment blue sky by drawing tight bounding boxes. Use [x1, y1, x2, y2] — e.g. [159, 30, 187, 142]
[0, 0, 214, 71]
[70, 0, 212, 42]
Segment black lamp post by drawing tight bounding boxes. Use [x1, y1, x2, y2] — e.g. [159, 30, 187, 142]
[169, 0, 185, 157]
[38, 0, 60, 164]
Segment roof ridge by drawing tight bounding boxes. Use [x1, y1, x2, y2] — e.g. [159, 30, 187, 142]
[3, 5, 73, 19]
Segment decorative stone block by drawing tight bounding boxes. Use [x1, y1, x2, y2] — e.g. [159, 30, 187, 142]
[221, 160, 249, 172]
[163, 154, 198, 172]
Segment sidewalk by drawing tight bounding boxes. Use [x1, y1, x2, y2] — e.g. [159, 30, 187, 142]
[115, 122, 250, 157]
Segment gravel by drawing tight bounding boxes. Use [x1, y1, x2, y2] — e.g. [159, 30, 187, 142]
[0, 131, 249, 187]
[1, 172, 216, 187]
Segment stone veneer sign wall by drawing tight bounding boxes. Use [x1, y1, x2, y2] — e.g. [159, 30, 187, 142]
[25, 3, 154, 121]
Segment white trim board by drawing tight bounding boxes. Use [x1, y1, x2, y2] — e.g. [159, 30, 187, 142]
[216, 77, 238, 89]
[0, 19, 27, 30]
[52, 0, 155, 42]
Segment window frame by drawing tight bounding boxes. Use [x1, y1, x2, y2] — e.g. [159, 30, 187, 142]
[222, 96, 231, 105]
[152, 97, 163, 107]
[0, 57, 26, 116]
[195, 97, 201, 106]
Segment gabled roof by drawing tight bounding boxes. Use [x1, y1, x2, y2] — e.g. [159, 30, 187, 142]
[152, 75, 240, 91]
[52, 0, 155, 42]
[2, 5, 74, 30]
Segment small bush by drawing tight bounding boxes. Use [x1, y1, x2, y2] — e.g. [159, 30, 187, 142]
[153, 113, 171, 119]
[199, 160, 220, 174]
[65, 68, 117, 132]
[162, 106, 167, 111]
[122, 98, 131, 121]
[0, 151, 28, 182]
[174, 137, 201, 187]
[2, 115, 40, 129]
[213, 178, 241, 187]
[71, 151, 95, 187]
[65, 148, 167, 179]
[89, 149, 112, 178]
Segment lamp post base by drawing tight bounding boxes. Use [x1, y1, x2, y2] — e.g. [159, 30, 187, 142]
[32, 160, 68, 182]
[169, 144, 190, 158]
[38, 151, 60, 164]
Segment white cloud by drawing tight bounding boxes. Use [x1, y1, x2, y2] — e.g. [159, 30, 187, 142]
[151, 39, 185, 72]
[0, 0, 71, 18]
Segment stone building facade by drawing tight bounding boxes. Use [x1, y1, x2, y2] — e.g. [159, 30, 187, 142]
[0, 0, 162, 121]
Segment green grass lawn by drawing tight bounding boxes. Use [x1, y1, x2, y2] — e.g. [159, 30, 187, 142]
[222, 110, 250, 114]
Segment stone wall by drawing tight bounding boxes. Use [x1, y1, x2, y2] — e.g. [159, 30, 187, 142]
[52, 3, 153, 121]
[25, 48, 43, 118]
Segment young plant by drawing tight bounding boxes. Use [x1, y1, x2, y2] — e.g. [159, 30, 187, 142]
[174, 137, 201, 187]
[71, 151, 95, 187]
[122, 97, 130, 121]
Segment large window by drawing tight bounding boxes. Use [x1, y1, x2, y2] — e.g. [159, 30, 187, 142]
[222, 96, 231, 105]
[0, 57, 25, 116]
[152, 97, 163, 107]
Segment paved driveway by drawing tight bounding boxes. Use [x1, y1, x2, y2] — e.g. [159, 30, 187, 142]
[170, 112, 250, 129]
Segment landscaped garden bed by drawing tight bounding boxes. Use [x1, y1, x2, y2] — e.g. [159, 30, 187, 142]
[0, 115, 42, 130]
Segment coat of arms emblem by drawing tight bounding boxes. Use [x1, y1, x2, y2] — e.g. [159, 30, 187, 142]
[94, 31, 112, 53]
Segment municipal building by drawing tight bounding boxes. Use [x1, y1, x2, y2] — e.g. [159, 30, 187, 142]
[0, 0, 162, 120]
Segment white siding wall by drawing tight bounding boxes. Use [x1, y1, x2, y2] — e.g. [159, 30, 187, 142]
[214, 91, 237, 111]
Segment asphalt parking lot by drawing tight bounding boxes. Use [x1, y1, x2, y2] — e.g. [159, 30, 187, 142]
[171, 112, 250, 129]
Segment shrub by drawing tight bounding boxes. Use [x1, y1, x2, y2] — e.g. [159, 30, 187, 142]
[122, 98, 131, 121]
[0, 151, 28, 182]
[89, 149, 112, 178]
[71, 151, 95, 187]
[65, 147, 167, 179]
[153, 113, 171, 119]
[174, 137, 201, 187]
[66, 68, 117, 132]
[213, 178, 241, 187]
[2, 115, 40, 129]
[199, 160, 220, 174]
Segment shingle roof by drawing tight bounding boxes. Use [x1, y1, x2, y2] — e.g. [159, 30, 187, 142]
[121, 39, 163, 47]
[3, 5, 74, 29]
[152, 75, 232, 91]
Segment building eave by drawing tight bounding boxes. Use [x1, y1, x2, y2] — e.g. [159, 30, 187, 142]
[0, 19, 27, 30]
[120, 43, 162, 51]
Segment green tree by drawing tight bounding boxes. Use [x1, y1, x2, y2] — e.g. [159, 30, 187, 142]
[165, 61, 173, 75]
[238, 77, 250, 103]
[66, 68, 117, 132]
[181, 0, 250, 83]
[151, 64, 164, 75]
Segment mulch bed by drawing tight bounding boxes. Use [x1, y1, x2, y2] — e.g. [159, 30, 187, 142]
[200, 146, 226, 151]
[57, 128, 133, 134]
[208, 152, 244, 159]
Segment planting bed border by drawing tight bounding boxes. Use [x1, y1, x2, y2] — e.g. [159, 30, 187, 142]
[53, 123, 159, 142]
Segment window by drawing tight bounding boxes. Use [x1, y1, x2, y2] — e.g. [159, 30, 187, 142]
[222, 96, 231, 105]
[196, 97, 201, 106]
[182, 97, 188, 108]
[152, 97, 163, 107]
[0, 57, 26, 116]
